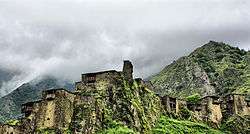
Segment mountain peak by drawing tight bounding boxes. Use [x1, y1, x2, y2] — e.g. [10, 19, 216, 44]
[151, 41, 250, 97]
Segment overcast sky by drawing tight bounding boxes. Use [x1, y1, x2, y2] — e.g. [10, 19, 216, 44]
[0, 0, 250, 96]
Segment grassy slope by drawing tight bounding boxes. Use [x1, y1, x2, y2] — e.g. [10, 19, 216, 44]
[99, 116, 224, 134]
[152, 116, 224, 134]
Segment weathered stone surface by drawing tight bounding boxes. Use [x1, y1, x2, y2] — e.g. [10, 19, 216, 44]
[0, 124, 21, 134]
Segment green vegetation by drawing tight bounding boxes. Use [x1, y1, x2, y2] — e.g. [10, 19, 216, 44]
[5, 119, 20, 126]
[192, 42, 248, 94]
[186, 93, 201, 104]
[179, 107, 193, 120]
[70, 77, 162, 133]
[1, 41, 249, 133]
[221, 115, 250, 134]
[36, 128, 58, 134]
[98, 121, 137, 134]
[152, 116, 224, 134]
[151, 41, 250, 97]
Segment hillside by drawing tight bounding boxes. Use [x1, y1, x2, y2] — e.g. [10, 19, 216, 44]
[0, 68, 20, 97]
[150, 41, 250, 97]
[0, 76, 74, 122]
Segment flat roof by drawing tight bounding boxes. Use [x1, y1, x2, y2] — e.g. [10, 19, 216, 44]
[82, 70, 120, 76]
[223, 93, 249, 97]
[43, 88, 74, 94]
[201, 95, 220, 99]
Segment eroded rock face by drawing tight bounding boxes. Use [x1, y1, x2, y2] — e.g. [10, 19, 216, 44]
[151, 57, 215, 98]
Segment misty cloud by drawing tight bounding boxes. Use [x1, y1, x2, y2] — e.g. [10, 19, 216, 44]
[0, 0, 249, 96]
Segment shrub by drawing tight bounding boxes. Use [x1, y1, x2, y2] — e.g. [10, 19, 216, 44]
[98, 120, 137, 134]
[186, 94, 201, 104]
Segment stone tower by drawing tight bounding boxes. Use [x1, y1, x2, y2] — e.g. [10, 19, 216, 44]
[122, 60, 133, 82]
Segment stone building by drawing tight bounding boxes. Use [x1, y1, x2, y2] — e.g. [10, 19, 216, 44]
[160, 95, 186, 114]
[1, 60, 137, 134]
[200, 96, 222, 124]
[187, 96, 222, 126]
[70, 60, 161, 133]
[75, 60, 133, 93]
[123, 60, 133, 82]
[1, 60, 249, 133]
[72, 60, 135, 133]
[186, 94, 250, 126]
[221, 94, 250, 119]
[20, 88, 75, 133]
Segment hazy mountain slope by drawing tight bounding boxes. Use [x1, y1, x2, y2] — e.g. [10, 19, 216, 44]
[0, 77, 74, 122]
[0, 68, 20, 96]
[150, 41, 250, 97]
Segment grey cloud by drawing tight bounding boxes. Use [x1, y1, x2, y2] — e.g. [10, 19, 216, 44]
[0, 0, 250, 96]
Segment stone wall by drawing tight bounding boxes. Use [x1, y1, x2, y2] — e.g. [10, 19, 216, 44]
[76, 70, 122, 93]
[200, 96, 222, 126]
[122, 60, 133, 82]
[21, 89, 75, 132]
[186, 94, 249, 126]
[73, 69, 162, 133]
[221, 94, 250, 119]
[0, 124, 21, 134]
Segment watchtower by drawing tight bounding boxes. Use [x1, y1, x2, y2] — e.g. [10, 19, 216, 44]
[122, 60, 133, 82]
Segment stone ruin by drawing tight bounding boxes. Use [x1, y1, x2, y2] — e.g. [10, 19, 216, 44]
[0, 60, 250, 133]
[159, 93, 250, 127]
[0, 60, 136, 134]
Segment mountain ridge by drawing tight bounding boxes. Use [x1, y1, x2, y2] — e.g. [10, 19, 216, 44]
[150, 41, 250, 97]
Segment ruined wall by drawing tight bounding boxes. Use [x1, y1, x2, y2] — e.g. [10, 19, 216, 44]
[160, 95, 186, 114]
[233, 95, 250, 115]
[123, 60, 133, 82]
[176, 100, 186, 113]
[76, 71, 122, 93]
[0, 124, 21, 134]
[188, 94, 250, 126]
[221, 94, 250, 120]
[204, 97, 222, 125]
[21, 89, 75, 132]
[73, 71, 124, 133]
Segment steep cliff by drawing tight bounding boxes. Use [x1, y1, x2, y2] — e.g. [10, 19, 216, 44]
[150, 41, 250, 97]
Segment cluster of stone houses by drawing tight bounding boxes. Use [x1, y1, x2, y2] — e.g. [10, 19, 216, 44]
[0, 61, 249, 133]
[159, 93, 250, 126]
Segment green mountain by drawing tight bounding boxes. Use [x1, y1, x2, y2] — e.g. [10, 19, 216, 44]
[0, 76, 74, 122]
[0, 68, 20, 96]
[150, 41, 250, 97]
